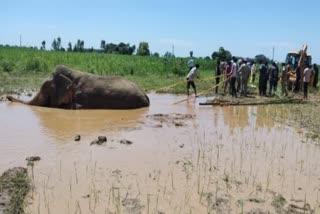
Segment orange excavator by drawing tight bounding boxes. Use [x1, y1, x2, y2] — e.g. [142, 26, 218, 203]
[285, 45, 313, 90]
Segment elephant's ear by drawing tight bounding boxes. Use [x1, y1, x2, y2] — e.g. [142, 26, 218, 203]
[53, 74, 73, 96]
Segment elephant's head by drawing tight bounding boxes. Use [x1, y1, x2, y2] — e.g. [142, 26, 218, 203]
[51, 73, 77, 108]
[8, 75, 76, 109]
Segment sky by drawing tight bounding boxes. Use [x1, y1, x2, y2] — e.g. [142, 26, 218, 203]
[2, 0, 320, 62]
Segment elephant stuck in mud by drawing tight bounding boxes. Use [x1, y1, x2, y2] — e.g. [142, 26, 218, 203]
[7, 65, 150, 109]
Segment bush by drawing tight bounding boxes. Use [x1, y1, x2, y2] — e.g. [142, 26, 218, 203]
[0, 59, 15, 72]
[25, 57, 48, 72]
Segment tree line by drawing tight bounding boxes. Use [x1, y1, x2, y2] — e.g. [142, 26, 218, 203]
[2, 36, 271, 62]
[211, 47, 271, 64]
[40, 37, 152, 56]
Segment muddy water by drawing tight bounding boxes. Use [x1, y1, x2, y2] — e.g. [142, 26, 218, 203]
[1, 94, 320, 213]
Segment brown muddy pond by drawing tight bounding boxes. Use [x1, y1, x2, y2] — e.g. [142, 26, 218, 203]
[1, 94, 320, 213]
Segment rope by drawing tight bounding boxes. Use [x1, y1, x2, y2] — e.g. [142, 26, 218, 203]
[148, 80, 185, 93]
[200, 74, 224, 82]
[171, 76, 231, 105]
[149, 74, 224, 93]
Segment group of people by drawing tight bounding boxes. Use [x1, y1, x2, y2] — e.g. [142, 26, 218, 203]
[185, 56, 319, 99]
[217, 57, 252, 97]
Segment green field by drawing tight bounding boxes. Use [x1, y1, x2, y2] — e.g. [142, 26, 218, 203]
[0, 47, 217, 94]
[1, 47, 319, 97]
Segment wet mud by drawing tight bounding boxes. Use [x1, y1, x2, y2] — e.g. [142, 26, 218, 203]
[0, 93, 320, 213]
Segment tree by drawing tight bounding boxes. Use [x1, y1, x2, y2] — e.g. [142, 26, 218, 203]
[67, 42, 72, 51]
[128, 45, 135, 55]
[73, 39, 80, 52]
[57, 37, 61, 50]
[164, 51, 174, 58]
[41, 40, 46, 50]
[72, 39, 84, 52]
[118, 42, 128, 54]
[105, 43, 117, 53]
[153, 52, 160, 57]
[211, 47, 232, 62]
[136, 42, 150, 56]
[51, 38, 57, 50]
[100, 40, 106, 50]
[255, 54, 269, 64]
[80, 40, 84, 52]
[51, 37, 63, 51]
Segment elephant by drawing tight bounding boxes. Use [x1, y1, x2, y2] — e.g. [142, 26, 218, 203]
[7, 65, 150, 109]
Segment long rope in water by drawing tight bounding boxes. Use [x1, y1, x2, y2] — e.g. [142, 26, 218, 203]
[171, 76, 231, 105]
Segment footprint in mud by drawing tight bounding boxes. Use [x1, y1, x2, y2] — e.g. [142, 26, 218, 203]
[146, 113, 195, 127]
[119, 139, 133, 145]
[26, 156, 41, 162]
[90, 136, 107, 146]
[121, 198, 144, 214]
[74, 135, 81, 141]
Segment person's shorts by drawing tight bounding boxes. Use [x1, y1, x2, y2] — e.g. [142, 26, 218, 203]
[187, 81, 196, 89]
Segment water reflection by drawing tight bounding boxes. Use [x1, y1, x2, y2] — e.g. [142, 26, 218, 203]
[221, 106, 249, 134]
[256, 106, 276, 129]
[28, 105, 148, 141]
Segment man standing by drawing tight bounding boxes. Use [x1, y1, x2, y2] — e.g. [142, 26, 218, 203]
[313, 63, 319, 88]
[224, 61, 232, 94]
[186, 64, 200, 97]
[294, 62, 300, 92]
[251, 62, 256, 83]
[187, 57, 195, 71]
[268, 62, 279, 96]
[215, 60, 221, 94]
[230, 58, 238, 97]
[287, 62, 294, 91]
[303, 64, 314, 99]
[238, 60, 250, 96]
[280, 63, 288, 96]
[259, 61, 268, 96]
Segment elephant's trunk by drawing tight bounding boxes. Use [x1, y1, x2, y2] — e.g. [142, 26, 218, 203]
[6, 95, 28, 104]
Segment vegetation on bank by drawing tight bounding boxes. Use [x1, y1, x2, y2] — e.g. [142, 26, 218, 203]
[0, 167, 31, 214]
[0, 46, 318, 95]
[0, 47, 215, 74]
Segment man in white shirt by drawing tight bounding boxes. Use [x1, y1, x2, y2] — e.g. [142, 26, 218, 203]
[230, 58, 238, 97]
[187, 58, 195, 71]
[186, 64, 200, 96]
[303, 64, 314, 99]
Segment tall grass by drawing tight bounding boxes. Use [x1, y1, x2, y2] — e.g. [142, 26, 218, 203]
[0, 47, 215, 75]
[0, 47, 216, 92]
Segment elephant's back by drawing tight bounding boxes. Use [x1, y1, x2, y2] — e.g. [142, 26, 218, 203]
[77, 75, 150, 109]
[52, 65, 149, 109]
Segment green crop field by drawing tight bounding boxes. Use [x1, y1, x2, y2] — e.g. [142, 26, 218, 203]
[1, 47, 318, 96]
[0, 47, 216, 94]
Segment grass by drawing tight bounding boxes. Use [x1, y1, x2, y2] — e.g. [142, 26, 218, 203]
[0, 167, 31, 214]
[0, 47, 216, 94]
[1, 47, 319, 96]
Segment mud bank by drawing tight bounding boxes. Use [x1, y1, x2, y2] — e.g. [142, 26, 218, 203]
[0, 167, 30, 214]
